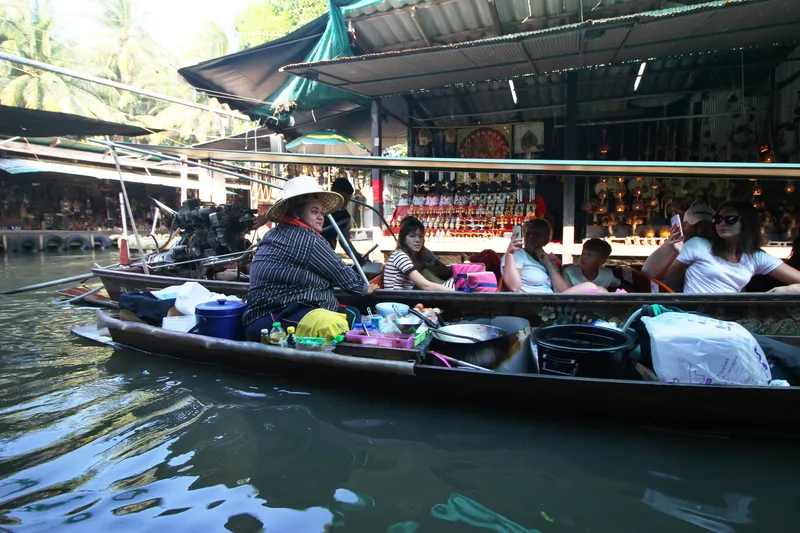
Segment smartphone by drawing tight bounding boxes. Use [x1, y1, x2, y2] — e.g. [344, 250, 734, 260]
[670, 214, 684, 240]
[512, 225, 523, 240]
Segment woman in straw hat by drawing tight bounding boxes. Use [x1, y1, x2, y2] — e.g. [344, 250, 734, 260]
[243, 175, 378, 341]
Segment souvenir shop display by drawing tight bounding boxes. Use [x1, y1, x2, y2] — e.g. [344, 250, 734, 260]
[386, 125, 547, 239]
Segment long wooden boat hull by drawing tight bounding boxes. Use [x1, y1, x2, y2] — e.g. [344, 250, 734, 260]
[83, 311, 800, 434]
[91, 267, 800, 336]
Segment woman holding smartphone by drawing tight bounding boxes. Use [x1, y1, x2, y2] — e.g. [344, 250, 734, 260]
[502, 218, 603, 294]
[665, 200, 800, 293]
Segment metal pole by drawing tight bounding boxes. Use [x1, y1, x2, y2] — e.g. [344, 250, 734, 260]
[118, 192, 128, 236]
[95, 140, 370, 286]
[0, 273, 95, 296]
[91, 140, 283, 191]
[328, 213, 369, 286]
[109, 146, 150, 274]
[0, 51, 251, 121]
[151, 208, 160, 235]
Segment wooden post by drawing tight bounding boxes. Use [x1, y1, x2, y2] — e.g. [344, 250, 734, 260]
[562, 71, 579, 265]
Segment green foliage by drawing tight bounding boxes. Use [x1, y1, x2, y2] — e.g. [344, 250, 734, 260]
[233, 0, 328, 50]
[0, 0, 251, 145]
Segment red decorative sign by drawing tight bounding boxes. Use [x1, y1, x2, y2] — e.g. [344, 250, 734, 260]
[458, 128, 511, 159]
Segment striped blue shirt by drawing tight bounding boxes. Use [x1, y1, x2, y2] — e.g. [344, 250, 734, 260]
[243, 223, 367, 326]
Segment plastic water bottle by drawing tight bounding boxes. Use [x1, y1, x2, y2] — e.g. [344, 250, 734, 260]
[286, 326, 296, 348]
[269, 322, 287, 347]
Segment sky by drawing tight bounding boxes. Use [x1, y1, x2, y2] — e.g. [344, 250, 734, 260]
[51, 0, 253, 62]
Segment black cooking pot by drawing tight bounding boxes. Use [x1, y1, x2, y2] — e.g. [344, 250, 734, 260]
[532, 325, 635, 379]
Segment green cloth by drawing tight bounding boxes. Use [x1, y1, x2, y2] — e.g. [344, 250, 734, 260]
[254, 0, 369, 119]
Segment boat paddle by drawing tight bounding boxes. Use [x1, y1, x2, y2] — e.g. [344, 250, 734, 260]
[0, 273, 96, 296]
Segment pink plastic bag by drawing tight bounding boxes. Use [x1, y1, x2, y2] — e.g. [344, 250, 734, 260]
[466, 271, 498, 292]
[451, 263, 485, 291]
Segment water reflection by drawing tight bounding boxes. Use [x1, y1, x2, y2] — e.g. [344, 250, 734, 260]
[1, 254, 800, 532]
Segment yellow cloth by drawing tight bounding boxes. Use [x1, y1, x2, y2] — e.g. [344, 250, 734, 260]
[296, 308, 348, 341]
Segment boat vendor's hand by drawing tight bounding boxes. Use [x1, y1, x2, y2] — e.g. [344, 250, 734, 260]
[506, 238, 523, 255]
[366, 283, 380, 295]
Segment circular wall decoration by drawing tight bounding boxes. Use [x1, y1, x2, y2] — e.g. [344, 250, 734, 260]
[458, 128, 511, 159]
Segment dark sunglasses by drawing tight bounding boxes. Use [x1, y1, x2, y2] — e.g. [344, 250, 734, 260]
[712, 215, 742, 225]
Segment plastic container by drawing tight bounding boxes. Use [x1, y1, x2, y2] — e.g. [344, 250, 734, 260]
[269, 322, 287, 346]
[162, 315, 197, 333]
[532, 325, 634, 379]
[295, 336, 341, 352]
[344, 330, 414, 349]
[195, 298, 246, 341]
[375, 302, 409, 318]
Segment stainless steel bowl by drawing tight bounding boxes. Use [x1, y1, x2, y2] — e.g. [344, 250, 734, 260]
[394, 317, 423, 334]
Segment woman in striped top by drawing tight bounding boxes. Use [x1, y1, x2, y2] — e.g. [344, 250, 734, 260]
[243, 176, 379, 341]
[384, 216, 455, 291]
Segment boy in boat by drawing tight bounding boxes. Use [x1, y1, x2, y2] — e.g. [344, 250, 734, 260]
[563, 238, 621, 290]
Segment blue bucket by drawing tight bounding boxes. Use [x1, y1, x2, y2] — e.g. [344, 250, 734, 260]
[194, 299, 246, 341]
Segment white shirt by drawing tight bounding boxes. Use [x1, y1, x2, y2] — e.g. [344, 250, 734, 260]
[563, 265, 621, 289]
[501, 249, 553, 293]
[677, 237, 782, 294]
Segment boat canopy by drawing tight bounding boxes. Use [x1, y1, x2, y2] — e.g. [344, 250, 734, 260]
[0, 105, 159, 138]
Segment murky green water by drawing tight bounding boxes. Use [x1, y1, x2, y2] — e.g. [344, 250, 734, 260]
[1, 252, 799, 532]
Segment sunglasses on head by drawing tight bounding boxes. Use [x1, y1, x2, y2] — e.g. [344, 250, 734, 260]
[712, 215, 742, 225]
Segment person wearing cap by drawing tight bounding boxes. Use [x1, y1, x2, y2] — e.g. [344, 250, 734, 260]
[648, 200, 800, 293]
[641, 202, 715, 291]
[242, 175, 378, 342]
[321, 177, 355, 251]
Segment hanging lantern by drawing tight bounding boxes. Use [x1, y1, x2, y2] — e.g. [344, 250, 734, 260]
[617, 176, 625, 183]
[759, 144, 775, 163]
[615, 188, 625, 199]
[785, 181, 796, 194]
[616, 202, 627, 213]
[598, 128, 610, 158]
[632, 200, 644, 212]
[753, 183, 763, 196]
[648, 197, 660, 209]
[633, 187, 644, 197]
[598, 190, 608, 200]
[595, 204, 608, 215]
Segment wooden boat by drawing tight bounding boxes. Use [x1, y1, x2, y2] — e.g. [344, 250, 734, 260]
[90, 266, 800, 337]
[55, 285, 118, 308]
[74, 310, 800, 434]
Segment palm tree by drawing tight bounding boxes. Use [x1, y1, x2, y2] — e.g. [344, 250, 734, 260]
[0, 0, 123, 120]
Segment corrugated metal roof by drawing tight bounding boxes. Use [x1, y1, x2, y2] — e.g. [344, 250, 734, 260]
[406, 49, 783, 126]
[284, 0, 800, 98]
[343, 0, 692, 52]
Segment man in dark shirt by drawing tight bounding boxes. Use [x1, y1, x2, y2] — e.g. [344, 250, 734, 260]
[322, 178, 364, 263]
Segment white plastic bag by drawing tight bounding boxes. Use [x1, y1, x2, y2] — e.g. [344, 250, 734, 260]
[642, 313, 771, 386]
[167, 281, 242, 316]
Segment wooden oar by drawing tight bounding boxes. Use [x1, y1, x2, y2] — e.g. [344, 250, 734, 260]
[0, 273, 95, 296]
